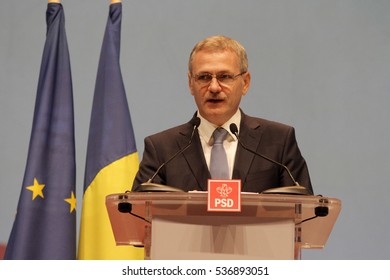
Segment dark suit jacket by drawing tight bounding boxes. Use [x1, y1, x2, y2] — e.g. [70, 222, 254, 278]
[132, 111, 313, 194]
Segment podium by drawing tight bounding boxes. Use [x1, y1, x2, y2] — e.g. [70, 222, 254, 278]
[106, 192, 341, 260]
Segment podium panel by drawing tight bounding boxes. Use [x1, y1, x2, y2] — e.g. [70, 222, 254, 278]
[106, 192, 341, 260]
[152, 216, 294, 259]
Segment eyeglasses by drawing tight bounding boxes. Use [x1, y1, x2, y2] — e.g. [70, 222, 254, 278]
[192, 72, 246, 86]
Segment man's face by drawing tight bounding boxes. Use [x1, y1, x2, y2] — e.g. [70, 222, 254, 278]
[188, 50, 250, 126]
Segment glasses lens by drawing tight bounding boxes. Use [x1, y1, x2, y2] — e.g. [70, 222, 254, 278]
[196, 74, 213, 83]
[216, 73, 234, 84]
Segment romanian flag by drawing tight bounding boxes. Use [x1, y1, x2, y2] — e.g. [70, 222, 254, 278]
[5, 3, 76, 259]
[77, 2, 143, 259]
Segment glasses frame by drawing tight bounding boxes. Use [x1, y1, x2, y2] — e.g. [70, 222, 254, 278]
[191, 71, 247, 86]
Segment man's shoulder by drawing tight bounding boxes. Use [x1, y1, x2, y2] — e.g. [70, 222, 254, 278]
[242, 112, 293, 131]
[147, 121, 192, 140]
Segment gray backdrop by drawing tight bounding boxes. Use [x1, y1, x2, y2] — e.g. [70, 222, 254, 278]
[1, 0, 389, 260]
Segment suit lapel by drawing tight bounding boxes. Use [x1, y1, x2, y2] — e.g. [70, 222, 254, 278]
[233, 113, 263, 186]
[177, 124, 210, 191]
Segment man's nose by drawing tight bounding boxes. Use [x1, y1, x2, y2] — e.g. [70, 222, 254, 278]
[208, 77, 222, 92]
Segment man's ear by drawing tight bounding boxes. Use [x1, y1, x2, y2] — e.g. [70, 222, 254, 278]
[242, 71, 251, 96]
[188, 72, 195, 96]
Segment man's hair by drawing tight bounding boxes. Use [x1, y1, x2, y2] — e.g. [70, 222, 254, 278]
[188, 35, 248, 73]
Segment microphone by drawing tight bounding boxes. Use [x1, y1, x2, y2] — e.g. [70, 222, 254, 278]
[137, 117, 201, 192]
[229, 123, 310, 195]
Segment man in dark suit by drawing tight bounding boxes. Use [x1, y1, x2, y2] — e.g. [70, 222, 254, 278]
[132, 35, 313, 194]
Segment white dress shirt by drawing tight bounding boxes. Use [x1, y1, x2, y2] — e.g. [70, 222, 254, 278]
[197, 110, 241, 179]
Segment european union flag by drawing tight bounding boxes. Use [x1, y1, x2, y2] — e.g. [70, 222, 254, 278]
[4, 3, 76, 259]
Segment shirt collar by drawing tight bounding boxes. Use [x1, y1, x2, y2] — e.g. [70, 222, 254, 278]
[197, 109, 241, 145]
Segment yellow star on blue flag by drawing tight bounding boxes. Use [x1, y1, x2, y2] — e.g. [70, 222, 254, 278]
[64, 192, 76, 213]
[26, 178, 45, 200]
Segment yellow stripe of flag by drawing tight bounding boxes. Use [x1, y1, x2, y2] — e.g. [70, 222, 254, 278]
[78, 153, 143, 259]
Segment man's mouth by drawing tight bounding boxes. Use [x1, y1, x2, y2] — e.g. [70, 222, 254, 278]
[207, 98, 224, 104]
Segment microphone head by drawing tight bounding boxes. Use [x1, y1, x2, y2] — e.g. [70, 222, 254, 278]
[229, 123, 238, 135]
[191, 116, 201, 128]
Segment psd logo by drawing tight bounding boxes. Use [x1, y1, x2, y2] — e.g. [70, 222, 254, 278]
[208, 179, 241, 212]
